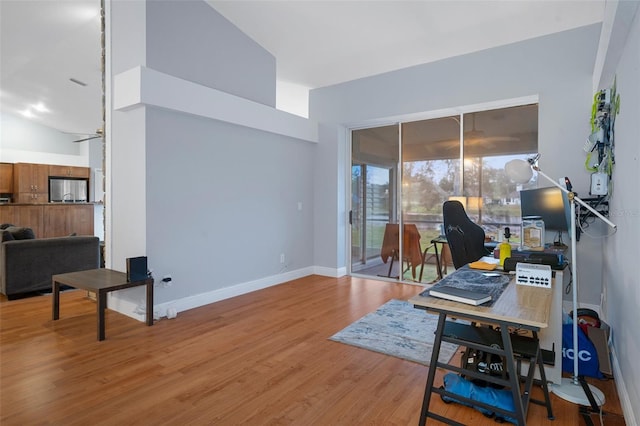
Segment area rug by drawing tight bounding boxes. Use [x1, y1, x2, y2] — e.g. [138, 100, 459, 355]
[329, 299, 459, 366]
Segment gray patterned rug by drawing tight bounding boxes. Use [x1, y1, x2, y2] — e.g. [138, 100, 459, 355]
[329, 299, 459, 366]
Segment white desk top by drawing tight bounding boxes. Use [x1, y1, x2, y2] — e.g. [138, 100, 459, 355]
[409, 277, 552, 329]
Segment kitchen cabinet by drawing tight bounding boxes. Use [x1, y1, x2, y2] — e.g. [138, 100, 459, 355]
[13, 163, 49, 204]
[49, 165, 90, 178]
[0, 204, 93, 238]
[43, 204, 94, 238]
[15, 205, 45, 238]
[0, 205, 15, 225]
[0, 163, 13, 193]
[0, 205, 46, 238]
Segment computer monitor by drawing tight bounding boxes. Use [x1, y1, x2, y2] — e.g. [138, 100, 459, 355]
[519, 186, 571, 232]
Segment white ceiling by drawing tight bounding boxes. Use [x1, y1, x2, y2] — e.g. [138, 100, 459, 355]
[0, 0, 102, 136]
[0, 0, 605, 137]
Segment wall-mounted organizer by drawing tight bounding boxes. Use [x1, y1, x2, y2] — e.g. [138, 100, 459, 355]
[576, 196, 610, 241]
[584, 82, 620, 198]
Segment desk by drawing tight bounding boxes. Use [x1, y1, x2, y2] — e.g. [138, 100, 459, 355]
[410, 273, 554, 425]
[52, 269, 154, 341]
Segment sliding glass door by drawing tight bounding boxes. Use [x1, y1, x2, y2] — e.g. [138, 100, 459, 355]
[350, 104, 538, 283]
[351, 125, 399, 278]
[350, 104, 538, 284]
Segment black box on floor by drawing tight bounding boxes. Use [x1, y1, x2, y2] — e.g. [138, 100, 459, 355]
[126, 256, 148, 282]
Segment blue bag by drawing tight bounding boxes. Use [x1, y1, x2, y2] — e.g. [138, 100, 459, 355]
[442, 373, 517, 424]
[561, 323, 603, 379]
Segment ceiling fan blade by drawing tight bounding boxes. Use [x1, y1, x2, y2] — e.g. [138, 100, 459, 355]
[73, 135, 101, 143]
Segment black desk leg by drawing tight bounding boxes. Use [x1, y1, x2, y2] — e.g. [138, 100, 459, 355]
[531, 330, 554, 419]
[52, 280, 60, 320]
[500, 326, 527, 425]
[146, 280, 154, 326]
[419, 312, 447, 425]
[433, 243, 443, 280]
[97, 290, 107, 341]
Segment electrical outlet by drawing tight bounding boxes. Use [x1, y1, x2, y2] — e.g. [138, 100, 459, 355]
[590, 172, 608, 195]
[161, 275, 172, 287]
[280, 253, 285, 264]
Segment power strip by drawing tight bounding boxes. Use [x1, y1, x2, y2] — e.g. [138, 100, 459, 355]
[515, 263, 552, 288]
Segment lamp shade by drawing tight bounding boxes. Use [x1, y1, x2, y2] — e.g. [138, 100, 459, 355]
[505, 159, 534, 184]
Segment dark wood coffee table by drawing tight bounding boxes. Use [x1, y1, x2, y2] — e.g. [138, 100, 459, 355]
[52, 268, 154, 341]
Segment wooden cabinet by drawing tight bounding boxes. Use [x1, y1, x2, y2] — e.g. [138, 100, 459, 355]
[13, 163, 49, 204]
[49, 165, 90, 178]
[0, 163, 13, 193]
[0, 205, 45, 237]
[43, 204, 94, 238]
[0, 205, 15, 225]
[0, 204, 93, 238]
[14, 205, 45, 238]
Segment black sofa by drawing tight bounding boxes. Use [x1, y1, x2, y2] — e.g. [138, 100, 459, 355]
[1, 233, 100, 299]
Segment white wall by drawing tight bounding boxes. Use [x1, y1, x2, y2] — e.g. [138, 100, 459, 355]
[108, 0, 148, 280]
[599, 2, 640, 424]
[0, 112, 90, 166]
[310, 24, 604, 302]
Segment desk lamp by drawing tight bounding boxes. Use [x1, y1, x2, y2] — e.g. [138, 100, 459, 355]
[505, 155, 617, 406]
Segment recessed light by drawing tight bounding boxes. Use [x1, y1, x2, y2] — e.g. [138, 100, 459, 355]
[32, 102, 49, 113]
[20, 109, 34, 118]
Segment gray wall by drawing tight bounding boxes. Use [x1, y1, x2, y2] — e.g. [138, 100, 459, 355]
[309, 16, 639, 422]
[602, 3, 640, 421]
[145, 108, 314, 300]
[109, 0, 314, 309]
[309, 24, 605, 304]
[146, 0, 276, 107]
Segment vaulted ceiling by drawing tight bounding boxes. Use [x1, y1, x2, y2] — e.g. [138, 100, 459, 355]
[0, 0, 605, 137]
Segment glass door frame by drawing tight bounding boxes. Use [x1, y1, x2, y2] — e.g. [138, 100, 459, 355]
[348, 122, 407, 283]
[346, 95, 540, 284]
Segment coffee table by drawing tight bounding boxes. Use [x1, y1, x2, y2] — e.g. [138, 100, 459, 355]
[52, 268, 154, 341]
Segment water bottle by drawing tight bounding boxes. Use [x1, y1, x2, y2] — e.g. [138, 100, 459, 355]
[499, 227, 512, 266]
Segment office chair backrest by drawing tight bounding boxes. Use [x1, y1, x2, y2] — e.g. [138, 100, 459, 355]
[443, 200, 487, 269]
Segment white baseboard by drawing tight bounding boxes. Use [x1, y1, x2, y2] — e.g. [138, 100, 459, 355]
[109, 265, 345, 321]
[313, 265, 347, 277]
[610, 341, 635, 424]
[155, 266, 316, 318]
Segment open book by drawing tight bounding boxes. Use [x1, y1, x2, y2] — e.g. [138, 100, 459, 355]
[428, 285, 492, 306]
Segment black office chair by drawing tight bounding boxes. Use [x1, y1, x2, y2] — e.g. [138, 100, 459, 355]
[443, 200, 489, 269]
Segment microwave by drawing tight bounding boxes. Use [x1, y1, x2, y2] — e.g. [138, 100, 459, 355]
[49, 178, 88, 203]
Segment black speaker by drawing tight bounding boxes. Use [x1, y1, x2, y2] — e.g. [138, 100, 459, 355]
[503, 256, 526, 272]
[126, 256, 148, 282]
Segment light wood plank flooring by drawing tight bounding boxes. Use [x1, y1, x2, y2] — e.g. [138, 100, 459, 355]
[0, 275, 624, 425]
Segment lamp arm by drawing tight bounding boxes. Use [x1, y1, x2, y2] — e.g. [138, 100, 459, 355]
[535, 168, 617, 230]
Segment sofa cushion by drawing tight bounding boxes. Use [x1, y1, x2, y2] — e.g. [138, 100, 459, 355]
[1, 230, 14, 242]
[4, 226, 36, 240]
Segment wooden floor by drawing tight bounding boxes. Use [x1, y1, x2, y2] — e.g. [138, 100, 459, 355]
[0, 275, 625, 425]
